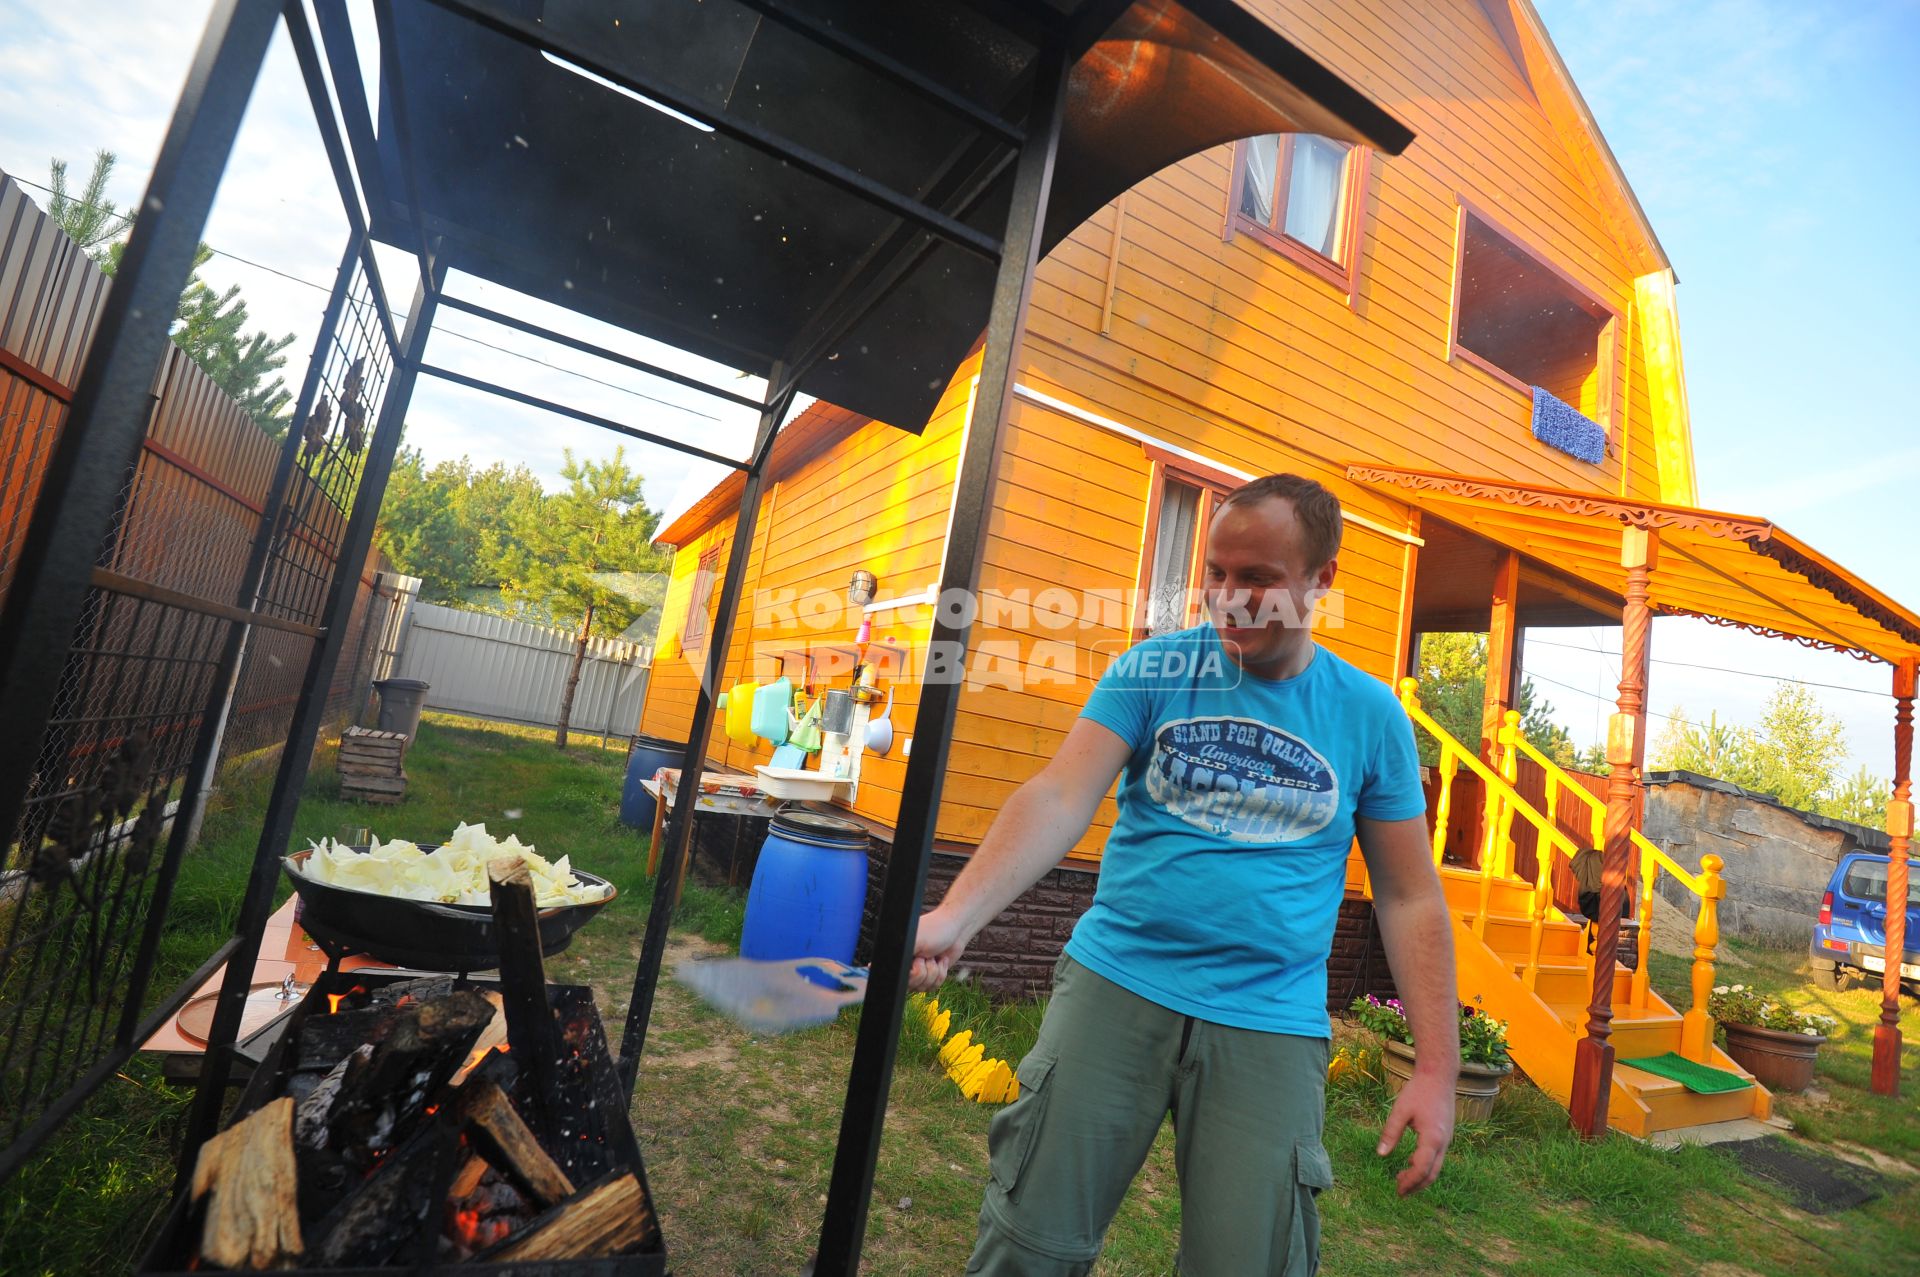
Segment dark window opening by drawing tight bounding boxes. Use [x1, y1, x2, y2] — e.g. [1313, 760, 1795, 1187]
[1453, 208, 1616, 428]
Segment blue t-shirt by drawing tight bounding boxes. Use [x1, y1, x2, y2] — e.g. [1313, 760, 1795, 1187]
[1066, 625, 1426, 1036]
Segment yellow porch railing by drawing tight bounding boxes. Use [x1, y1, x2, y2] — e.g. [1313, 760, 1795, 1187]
[1397, 681, 1726, 1062]
[1497, 712, 1725, 1057]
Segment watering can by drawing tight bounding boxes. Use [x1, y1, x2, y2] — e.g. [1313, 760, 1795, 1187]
[724, 680, 759, 744]
[751, 677, 794, 745]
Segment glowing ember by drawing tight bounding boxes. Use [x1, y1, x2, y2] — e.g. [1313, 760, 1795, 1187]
[326, 993, 345, 1014]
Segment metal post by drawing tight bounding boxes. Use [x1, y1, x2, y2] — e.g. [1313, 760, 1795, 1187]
[1873, 657, 1915, 1095]
[177, 268, 442, 1174]
[813, 41, 1069, 1275]
[618, 365, 793, 1092]
[1571, 526, 1657, 1139]
[0, 0, 276, 848]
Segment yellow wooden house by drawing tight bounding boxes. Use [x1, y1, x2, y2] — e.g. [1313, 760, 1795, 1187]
[640, 0, 1920, 1137]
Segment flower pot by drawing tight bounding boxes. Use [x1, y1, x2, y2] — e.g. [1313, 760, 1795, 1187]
[1721, 1021, 1825, 1092]
[1381, 1039, 1514, 1122]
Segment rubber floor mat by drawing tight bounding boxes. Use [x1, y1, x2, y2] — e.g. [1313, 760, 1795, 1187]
[1723, 1136, 1890, 1214]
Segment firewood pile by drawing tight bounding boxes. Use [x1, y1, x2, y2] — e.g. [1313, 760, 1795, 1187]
[337, 727, 408, 804]
[169, 859, 662, 1272]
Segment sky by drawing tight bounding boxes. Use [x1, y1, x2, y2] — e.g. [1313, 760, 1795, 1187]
[1, 0, 1916, 777]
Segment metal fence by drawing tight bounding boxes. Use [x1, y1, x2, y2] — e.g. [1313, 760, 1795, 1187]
[0, 169, 395, 1163]
[392, 601, 652, 739]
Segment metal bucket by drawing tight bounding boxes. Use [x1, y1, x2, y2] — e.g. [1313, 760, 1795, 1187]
[821, 688, 855, 735]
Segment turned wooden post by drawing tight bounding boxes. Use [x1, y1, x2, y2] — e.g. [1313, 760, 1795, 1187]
[1873, 658, 1915, 1096]
[1680, 856, 1724, 1059]
[1481, 550, 1522, 762]
[1571, 526, 1657, 1139]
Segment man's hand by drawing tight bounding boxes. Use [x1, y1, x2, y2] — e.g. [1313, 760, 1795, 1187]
[909, 904, 970, 992]
[1376, 1068, 1454, 1195]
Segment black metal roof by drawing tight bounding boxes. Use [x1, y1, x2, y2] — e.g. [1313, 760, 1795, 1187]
[367, 0, 1411, 431]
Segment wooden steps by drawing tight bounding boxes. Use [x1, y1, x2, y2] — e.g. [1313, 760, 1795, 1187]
[1430, 872, 1771, 1138]
[1614, 1060, 1767, 1130]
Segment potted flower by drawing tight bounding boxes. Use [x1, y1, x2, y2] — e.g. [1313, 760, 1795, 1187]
[1710, 984, 1836, 1092]
[1349, 995, 1514, 1121]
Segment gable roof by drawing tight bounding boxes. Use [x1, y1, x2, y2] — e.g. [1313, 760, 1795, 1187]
[654, 400, 871, 548]
[1475, 0, 1670, 277]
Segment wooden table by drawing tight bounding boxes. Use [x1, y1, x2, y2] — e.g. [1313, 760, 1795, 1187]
[641, 768, 782, 903]
[141, 897, 396, 1079]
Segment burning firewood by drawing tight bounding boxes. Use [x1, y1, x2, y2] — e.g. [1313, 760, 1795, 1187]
[491, 1172, 653, 1262]
[189, 1097, 304, 1270]
[456, 1077, 575, 1209]
[323, 989, 494, 1169]
[306, 1119, 461, 1269]
[487, 855, 564, 1131]
[449, 991, 507, 1088]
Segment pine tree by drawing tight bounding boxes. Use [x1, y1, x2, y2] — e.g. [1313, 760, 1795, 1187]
[500, 449, 666, 747]
[49, 151, 295, 436]
[46, 150, 134, 258]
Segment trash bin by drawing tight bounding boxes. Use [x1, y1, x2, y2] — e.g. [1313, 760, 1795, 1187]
[620, 734, 686, 828]
[372, 677, 431, 741]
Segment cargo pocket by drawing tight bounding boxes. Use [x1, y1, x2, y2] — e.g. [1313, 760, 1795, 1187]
[1289, 1140, 1334, 1275]
[987, 1053, 1056, 1200]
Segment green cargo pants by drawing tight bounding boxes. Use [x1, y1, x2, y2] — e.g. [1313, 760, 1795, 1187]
[965, 954, 1332, 1276]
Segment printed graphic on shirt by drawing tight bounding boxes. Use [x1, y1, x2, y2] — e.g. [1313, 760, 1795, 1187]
[1143, 716, 1339, 843]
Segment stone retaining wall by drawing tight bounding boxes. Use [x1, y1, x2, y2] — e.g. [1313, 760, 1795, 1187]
[1642, 769, 1888, 945]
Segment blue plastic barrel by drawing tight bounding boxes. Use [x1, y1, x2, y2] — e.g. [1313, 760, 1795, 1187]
[740, 810, 870, 964]
[620, 735, 686, 828]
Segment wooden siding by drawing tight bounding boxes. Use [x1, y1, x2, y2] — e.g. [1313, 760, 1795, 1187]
[1021, 0, 1669, 506]
[641, 358, 981, 835]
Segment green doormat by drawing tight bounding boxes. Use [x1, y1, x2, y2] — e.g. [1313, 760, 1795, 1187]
[1625, 1052, 1752, 1093]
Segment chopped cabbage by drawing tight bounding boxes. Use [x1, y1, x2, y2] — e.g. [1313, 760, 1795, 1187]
[298, 822, 609, 908]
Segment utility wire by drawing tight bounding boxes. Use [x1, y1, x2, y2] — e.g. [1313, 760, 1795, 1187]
[9, 174, 723, 422]
[1523, 669, 1687, 725]
[1526, 636, 1885, 698]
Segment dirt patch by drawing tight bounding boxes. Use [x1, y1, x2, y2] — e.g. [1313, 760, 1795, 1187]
[652, 1043, 739, 1072]
[1826, 1139, 1919, 1178]
[1649, 902, 1751, 967]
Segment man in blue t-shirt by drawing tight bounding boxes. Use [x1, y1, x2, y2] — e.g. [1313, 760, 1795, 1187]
[911, 473, 1458, 1275]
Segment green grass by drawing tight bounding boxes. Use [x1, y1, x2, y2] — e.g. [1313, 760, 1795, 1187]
[6, 714, 1918, 1275]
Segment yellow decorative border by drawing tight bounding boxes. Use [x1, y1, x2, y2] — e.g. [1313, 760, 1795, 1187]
[911, 994, 1018, 1104]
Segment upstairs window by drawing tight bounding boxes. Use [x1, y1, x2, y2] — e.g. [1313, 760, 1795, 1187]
[680, 541, 724, 652]
[1450, 203, 1619, 434]
[1228, 134, 1369, 295]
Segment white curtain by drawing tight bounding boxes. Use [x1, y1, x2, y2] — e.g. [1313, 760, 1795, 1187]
[1147, 481, 1202, 636]
[1282, 136, 1349, 258]
[1239, 134, 1279, 226]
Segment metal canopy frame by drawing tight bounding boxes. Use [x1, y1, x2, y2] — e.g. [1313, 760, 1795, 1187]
[0, 0, 1409, 1268]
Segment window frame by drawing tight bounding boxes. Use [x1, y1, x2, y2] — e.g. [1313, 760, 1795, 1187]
[1447, 196, 1622, 444]
[680, 540, 725, 653]
[1131, 449, 1240, 644]
[1224, 134, 1373, 300]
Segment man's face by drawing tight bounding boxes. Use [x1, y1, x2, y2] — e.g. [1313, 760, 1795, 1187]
[1202, 496, 1338, 665]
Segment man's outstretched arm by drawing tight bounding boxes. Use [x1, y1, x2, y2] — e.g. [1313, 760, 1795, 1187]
[908, 718, 1131, 992]
[1357, 814, 1458, 1196]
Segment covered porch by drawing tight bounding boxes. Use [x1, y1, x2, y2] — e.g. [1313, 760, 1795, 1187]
[1349, 464, 1920, 1134]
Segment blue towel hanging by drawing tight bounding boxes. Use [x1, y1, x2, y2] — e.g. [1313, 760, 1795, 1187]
[1530, 386, 1606, 464]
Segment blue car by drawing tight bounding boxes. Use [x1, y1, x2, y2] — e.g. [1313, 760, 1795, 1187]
[1810, 852, 1920, 992]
